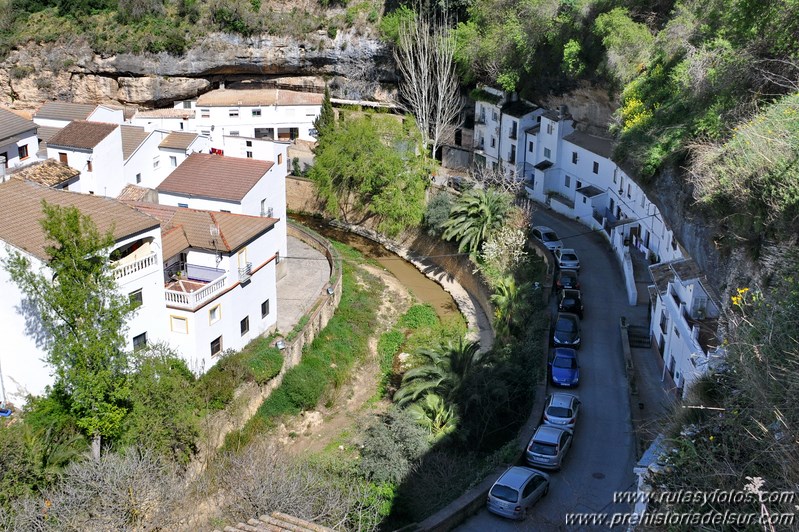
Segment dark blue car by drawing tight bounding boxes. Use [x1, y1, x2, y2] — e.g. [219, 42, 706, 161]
[549, 348, 580, 387]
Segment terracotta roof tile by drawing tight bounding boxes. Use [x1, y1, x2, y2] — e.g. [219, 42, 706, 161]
[48, 121, 118, 150]
[135, 108, 195, 119]
[197, 88, 323, 107]
[117, 184, 156, 202]
[34, 101, 96, 122]
[564, 131, 614, 159]
[120, 125, 150, 160]
[36, 125, 62, 143]
[8, 159, 80, 187]
[130, 202, 276, 259]
[157, 153, 273, 202]
[159, 131, 198, 150]
[0, 179, 159, 261]
[0, 107, 37, 143]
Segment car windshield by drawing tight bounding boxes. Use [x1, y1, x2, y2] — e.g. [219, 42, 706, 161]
[553, 357, 577, 369]
[562, 253, 578, 261]
[529, 441, 558, 456]
[547, 406, 573, 418]
[543, 231, 558, 242]
[490, 484, 519, 503]
[556, 318, 576, 332]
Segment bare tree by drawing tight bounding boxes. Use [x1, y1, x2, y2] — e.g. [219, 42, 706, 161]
[471, 163, 527, 196]
[394, 3, 462, 159]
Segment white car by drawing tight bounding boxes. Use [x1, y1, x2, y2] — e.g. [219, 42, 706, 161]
[554, 248, 580, 271]
[543, 392, 581, 430]
[531, 226, 563, 251]
[526, 424, 574, 470]
[486, 466, 550, 520]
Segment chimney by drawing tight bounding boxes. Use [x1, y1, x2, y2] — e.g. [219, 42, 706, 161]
[219, 80, 226, 90]
[559, 104, 569, 118]
[0, 157, 6, 183]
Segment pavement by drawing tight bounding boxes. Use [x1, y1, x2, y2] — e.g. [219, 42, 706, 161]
[275, 235, 330, 334]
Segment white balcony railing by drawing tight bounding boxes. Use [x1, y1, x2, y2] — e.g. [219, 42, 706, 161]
[113, 252, 158, 281]
[165, 276, 227, 309]
[238, 262, 252, 282]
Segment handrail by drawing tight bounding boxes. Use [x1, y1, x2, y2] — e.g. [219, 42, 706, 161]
[112, 252, 158, 280]
[165, 276, 227, 309]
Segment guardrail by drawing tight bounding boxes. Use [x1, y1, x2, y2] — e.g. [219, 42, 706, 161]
[112, 252, 158, 280]
[165, 276, 227, 309]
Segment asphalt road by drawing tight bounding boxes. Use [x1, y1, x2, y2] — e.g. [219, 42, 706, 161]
[457, 209, 637, 531]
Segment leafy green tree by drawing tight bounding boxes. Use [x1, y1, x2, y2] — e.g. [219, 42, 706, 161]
[423, 190, 453, 236]
[490, 275, 532, 339]
[309, 114, 430, 236]
[2, 202, 135, 460]
[441, 187, 512, 254]
[393, 338, 483, 406]
[593, 8, 654, 84]
[406, 393, 458, 441]
[312, 84, 335, 140]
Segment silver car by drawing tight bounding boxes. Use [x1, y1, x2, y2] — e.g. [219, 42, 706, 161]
[531, 226, 563, 251]
[554, 247, 580, 271]
[543, 392, 581, 430]
[487, 466, 550, 520]
[526, 424, 574, 470]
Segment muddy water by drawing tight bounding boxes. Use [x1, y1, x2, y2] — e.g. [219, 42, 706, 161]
[291, 215, 459, 320]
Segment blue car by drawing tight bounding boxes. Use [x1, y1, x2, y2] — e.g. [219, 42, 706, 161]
[549, 348, 580, 387]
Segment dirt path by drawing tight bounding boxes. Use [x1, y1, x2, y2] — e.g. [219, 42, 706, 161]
[273, 264, 413, 455]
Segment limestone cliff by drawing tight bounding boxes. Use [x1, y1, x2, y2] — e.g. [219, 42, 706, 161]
[0, 30, 394, 111]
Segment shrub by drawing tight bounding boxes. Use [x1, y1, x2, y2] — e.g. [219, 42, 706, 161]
[399, 304, 438, 329]
[245, 339, 283, 384]
[423, 191, 453, 236]
[359, 407, 429, 484]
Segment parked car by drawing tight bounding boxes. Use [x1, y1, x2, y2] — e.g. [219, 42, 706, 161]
[554, 248, 580, 271]
[525, 424, 574, 470]
[558, 289, 584, 318]
[487, 466, 550, 520]
[555, 269, 580, 291]
[531, 226, 563, 251]
[549, 347, 580, 387]
[543, 392, 581, 430]
[552, 312, 581, 349]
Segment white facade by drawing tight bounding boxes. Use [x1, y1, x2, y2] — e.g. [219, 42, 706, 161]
[0, 129, 38, 171]
[47, 127, 127, 197]
[33, 105, 124, 129]
[218, 135, 290, 164]
[123, 130, 161, 189]
[130, 109, 196, 133]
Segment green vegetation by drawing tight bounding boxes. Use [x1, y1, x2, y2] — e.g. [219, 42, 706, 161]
[441, 187, 512, 254]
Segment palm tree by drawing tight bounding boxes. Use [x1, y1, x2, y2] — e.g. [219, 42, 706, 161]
[407, 393, 458, 441]
[490, 276, 532, 339]
[441, 188, 512, 254]
[393, 338, 484, 407]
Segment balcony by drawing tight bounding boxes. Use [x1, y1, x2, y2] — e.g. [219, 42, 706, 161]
[113, 252, 158, 281]
[164, 264, 227, 310]
[260, 207, 274, 218]
[475, 115, 486, 125]
[509, 129, 518, 140]
[238, 262, 252, 283]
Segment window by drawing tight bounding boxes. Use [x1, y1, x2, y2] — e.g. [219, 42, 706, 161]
[179, 122, 184, 130]
[592, 161, 599, 174]
[229, 109, 239, 118]
[260, 199, 266, 215]
[565, 175, 571, 188]
[210, 336, 223, 357]
[201, 130, 211, 136]
[246, 140, 252, 147]
[289, 127, 299, 140]
[183, 101, 192, 109]
[613, 169, 618, 184]
[129, 289, 143, 308]
[209, 304, 221, 324]
[546, 122, 554, 134]
[133, 332, 147, 351]
[572, 152, 578, 164]
[576, 180, 582, 189]
[229, 131, 240, 136]
[509, 121, 517, 139]
[0, 152, 6, 168]
[59, 152, 68, 164]
[240, 316, 249, 335]
[490, 137, 496, 148]
[673, 326, 680, 339]
[201, 109, 210, 118]
[86, 160, 93, 172]
[170, 156, 177, 167]
[170, 316, 188, 334]
[136, 173, 142, 184]
[246, 151, 253, 158]
[544, 147, 551, 159]
[528, 141, 534, 153]
[627, 184, 632, 198]
[178, 203, 188, 208]
[152, 156, 160, 169]
[18, 145, 28, 160]
[492, 110, 498, 121]
[277, 153, 283, 165]
[252, 109, 262, 117]
[261, 299, 270, 318]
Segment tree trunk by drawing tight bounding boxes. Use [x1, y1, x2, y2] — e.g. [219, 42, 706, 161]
[91, 433, 101, 461]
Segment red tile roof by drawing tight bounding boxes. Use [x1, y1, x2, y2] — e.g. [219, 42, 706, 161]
[197, 88, 323, 107]
[157, 153, 273, 202]
[48, 121, 118, 150]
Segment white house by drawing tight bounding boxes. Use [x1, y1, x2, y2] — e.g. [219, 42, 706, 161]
[46, 121, 129, 197]
[130, 107, 196, 133]
[0, 108, 39, 171]
[128, 203, 281, 372]
[0, 178, 167, 402]
[155, 131, 209, 183]
[648, 259, 722, 398]
[182, 86, 323, 148]
[33, 102, 124, 129]
[156, 153, 288, 264]
[217, 134, 290, 165]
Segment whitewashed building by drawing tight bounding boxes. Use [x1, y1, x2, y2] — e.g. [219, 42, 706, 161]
[33, 102, 124, 129]
[648, 259, 722, 398]
[178, 87, 323, 148]
[0, 108, 39, 171]
[129, 203, 281, 372]
[157, 153, 288, 263]
[0, 178, 167, 402]
[131, 107, 196, 133]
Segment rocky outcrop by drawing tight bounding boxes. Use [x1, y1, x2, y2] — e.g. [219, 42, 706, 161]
[0, 30, 394, 109]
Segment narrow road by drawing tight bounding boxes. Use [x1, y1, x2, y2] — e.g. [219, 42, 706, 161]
[457, 209, 637, 530]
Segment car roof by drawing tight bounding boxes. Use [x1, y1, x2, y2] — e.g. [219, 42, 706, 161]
[549, 393, 578, 408]
[533, 225, 554, 232]
[533, 424, 569, 443]
[553, 347, 577, 359]
[559, 248, 576, 253]
[497, 466, 541, 489]
[557, 312, 579, 321]
[561, 289, 581, 297]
